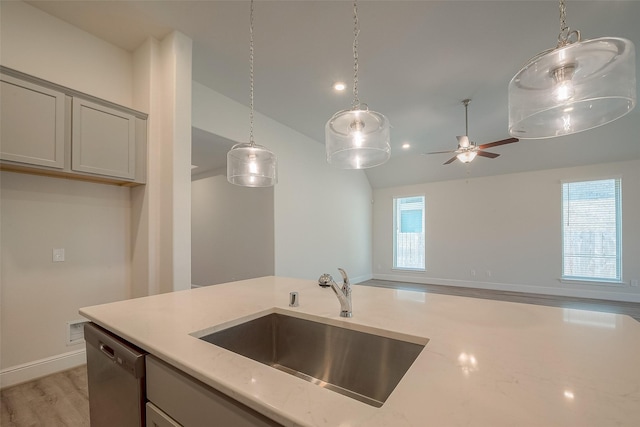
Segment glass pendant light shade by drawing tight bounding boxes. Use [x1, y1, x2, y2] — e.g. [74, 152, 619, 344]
[325, 107, 390, 169]
[325, 0, 391, 170]
[226, 0, 277, 187]
[227, 143, 277, 187]
[509, 37, 636, 139]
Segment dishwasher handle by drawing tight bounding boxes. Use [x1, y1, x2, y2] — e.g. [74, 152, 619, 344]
[100, 343, 116, 360]
[85, 323, 146, 379]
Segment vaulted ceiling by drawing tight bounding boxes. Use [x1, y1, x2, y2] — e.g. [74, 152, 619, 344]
[28, 0, 640, 188]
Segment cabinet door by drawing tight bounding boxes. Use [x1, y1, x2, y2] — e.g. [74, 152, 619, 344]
[72, 97, 136, 180]
[147, 403, 182, 427]
[0, 75, 65, 169]
[146, 356, 281, 427]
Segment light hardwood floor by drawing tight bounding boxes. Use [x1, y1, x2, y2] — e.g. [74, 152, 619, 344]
[1, 365, 89, 427]
[1, 281, 637, 427]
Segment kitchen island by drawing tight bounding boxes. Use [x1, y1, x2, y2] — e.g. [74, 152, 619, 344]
[80, 276, 640, 426]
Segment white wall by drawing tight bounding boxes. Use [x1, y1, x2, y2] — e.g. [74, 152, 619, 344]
[0, 173, 131, 368]
[130, 33, 192, 296]
[192, 82, 373, 283]
[0, 1, 193, 385]
[0, 1, 136, 384]
[373, 160, 640, 302]
[191, 174, 274, 286]
[0, 1, 132, 107]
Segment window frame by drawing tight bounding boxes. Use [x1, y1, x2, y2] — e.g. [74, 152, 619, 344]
[561, 177, 622, 284]
[392, 195, 426, 271]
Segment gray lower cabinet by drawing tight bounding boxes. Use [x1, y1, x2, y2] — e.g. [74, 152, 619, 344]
[0, 67, 147, 185]
[146, 402, 182, 427]
[146, 356, 281, 427]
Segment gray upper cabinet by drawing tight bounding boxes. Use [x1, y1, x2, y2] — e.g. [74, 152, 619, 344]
[0, 67, 147, 185]
[72, 98, 136, 180]
[0, 75, 66, 169]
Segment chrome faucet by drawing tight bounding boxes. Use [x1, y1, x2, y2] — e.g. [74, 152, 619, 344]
[318, 268, 352, 318]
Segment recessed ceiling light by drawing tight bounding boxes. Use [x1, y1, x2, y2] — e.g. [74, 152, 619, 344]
[402, 143, 411, 149]
[333, 82, 346, 91]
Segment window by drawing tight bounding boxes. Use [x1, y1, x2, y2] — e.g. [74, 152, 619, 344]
[562, 178, 621, 282]
[393, 196, 425, 270]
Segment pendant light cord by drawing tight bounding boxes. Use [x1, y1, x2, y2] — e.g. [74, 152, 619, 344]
[559, 0, 567, 34]
[352, 0, 360, 109]
[557, 0, 580, 47]
[249, 0, 255, 146]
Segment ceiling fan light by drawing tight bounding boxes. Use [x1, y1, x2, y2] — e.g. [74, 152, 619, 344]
[509, 37, 636, 139]
[326, 108, 390, 169]
[456, 151, 477, 163]
[227, 143, 277, 187]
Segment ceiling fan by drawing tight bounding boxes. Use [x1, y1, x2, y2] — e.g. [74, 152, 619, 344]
[425, 99, 518, 165]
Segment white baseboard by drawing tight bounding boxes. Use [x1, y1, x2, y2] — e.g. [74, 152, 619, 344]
[0, 349, 87, 389]
[351, 273, 373, 285]
[372, 273, 640, 303]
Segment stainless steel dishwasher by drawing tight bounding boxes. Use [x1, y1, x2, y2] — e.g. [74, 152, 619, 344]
[84, 322, 147, 427]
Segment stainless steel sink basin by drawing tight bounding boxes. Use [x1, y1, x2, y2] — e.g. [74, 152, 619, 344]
[199, 313, 427, 407]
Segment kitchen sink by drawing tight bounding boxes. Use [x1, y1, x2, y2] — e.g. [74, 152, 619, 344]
[198, 312, 427, 407]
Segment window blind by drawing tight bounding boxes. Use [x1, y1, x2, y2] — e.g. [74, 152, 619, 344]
[562, 179, 621, 281]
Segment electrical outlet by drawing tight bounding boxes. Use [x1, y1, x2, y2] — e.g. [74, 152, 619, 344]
[631, 279, 639, 288]
[53, 248, 65, 262]
[486, 270, 492, 278]
[470, 269, 476, 277]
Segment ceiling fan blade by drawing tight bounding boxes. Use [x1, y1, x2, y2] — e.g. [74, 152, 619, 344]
[477, 138, 519, 150]
[424, 150, 456, 155]
[476, 150, 500, 159]
[443, 155, 458, 165]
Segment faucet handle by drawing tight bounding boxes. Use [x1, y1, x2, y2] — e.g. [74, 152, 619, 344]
[318, 273, 332, 288]
[337, 268, 350, 286]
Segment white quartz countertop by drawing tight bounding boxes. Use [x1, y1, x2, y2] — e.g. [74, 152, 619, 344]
[80, 276, 640, 426]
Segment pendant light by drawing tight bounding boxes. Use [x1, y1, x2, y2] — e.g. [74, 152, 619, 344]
[508, 0, 636, 139]
[325, 0, 390, 169]
[227, 0, 277, 187]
